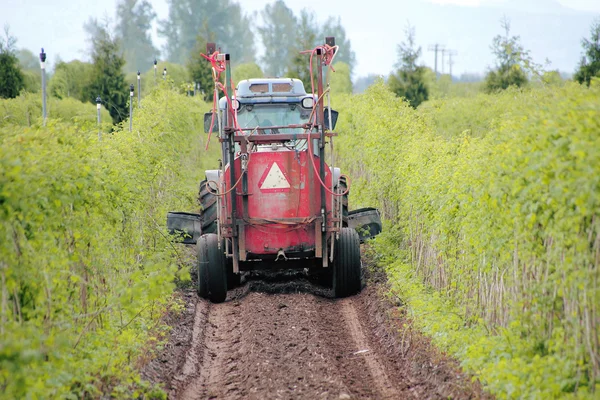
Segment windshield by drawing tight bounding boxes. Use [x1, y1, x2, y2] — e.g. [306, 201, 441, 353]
[237, 104, 312, 134]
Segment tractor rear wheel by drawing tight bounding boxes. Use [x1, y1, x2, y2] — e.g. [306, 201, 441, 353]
[198, 179, 217, 234]
[197, 233, 227, 303]
[333, 227, 362, 298]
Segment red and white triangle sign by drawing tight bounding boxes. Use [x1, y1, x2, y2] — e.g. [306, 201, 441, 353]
[258, 161, 291, 192]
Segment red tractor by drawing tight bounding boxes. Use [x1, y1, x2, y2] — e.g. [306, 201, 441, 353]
[168, 38, 381, 303]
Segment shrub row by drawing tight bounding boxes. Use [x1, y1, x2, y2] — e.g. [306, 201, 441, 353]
[335, 81, 600, 398]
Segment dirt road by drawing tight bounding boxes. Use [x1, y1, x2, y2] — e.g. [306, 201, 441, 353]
[143, 275, 487, 399]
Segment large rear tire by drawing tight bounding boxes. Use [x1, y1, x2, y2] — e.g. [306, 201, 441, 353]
[198, 179, 217, 234]
[333, 227, 362, 298]
[197, 234, 227, 303]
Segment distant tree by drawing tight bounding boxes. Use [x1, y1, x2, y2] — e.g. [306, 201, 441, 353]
[354, 74, 381, 93]
[17, 48, 41, 93]
[0, 26, 24, 99]
[187, 34, 218, 102]
[329, 62, 352, 94]
[17, 49, 38, 70]
[285, 9, 320, 92]
[115, 0, 159, 73]
[258, 0, 297, 77]
[388, 25, 428, 108]
[574, 18, 600, 86]
[484, 17, 528, 93]
[232, 62, 263, 83]
[84, 19, 128, 124]
[49, 60, 93, 101]
[159, 0, 255, 65]
[320, 17, 356, 74]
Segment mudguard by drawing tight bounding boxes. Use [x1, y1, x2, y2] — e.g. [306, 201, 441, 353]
[348, 208, 382, 243]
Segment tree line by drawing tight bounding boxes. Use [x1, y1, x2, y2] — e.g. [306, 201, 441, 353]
[2, 1, 600, 120]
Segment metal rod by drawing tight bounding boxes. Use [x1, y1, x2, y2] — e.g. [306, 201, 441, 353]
[137, 70, 141, 105]
[96, 96, 102, 140]
[225, 53, 239, 273]
[129, 84, 134, 132]
[40, 48, 47, 126]
[316, 48, 327, 267]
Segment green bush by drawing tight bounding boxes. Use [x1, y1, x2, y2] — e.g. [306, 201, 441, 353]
[335, 81, 600, 398]
[0, 92, 111, 129]
[0, 86, 218, 398]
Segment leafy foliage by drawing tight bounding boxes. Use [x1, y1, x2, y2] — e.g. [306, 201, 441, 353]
[0, 26, 24, 99]
[49, 60, 93, 101]
[0, 85, 219, 398]
[83, 19, 128, 124]
[0, 92, 111, 128]
[187, 34, 218, 102]
[285, 9, 320, 91]
[335, 82, 600, 398]
[484, 18, 529, 93]
[387, 25, 428, 108]
[232, 62, 264, 83]
[574, 18, 600, 86]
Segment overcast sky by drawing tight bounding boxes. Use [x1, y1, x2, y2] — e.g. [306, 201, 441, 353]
[2, 0, 600, 79]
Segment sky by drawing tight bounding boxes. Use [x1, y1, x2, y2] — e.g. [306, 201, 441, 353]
[2, 0, 600, 79]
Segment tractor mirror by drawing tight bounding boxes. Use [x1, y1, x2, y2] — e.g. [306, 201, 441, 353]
[204, 112, 218, 133]
[324, 108, 338, 130]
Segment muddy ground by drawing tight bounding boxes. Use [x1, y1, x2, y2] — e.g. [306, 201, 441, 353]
[142, 267, 489, 400]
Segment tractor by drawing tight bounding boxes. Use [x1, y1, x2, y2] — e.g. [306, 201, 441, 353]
[167, 38, 381, 303]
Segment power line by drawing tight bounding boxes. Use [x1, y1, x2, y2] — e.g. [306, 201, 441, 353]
[427, 43, 445, 78]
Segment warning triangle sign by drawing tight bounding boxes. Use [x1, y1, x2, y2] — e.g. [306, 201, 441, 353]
[258, 162, 291, 192]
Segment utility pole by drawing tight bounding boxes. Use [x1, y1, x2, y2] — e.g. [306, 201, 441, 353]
[428, 43, 445, 78]
[447, 50, 458, 79]
[39, 48, 47, 125]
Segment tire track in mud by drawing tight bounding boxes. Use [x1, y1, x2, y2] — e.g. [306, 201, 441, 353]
[155, 280, 488, 400]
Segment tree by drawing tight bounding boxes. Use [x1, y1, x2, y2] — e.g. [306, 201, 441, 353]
[0, 26, 24, 99]
[574, 18, 600, 86]
[258, 0, 297, 77]
[49, 60, 93, 101]
[285, 9, 320, 92]
[329, 62, 352, 94]
[320, 16, 356, 74]
[388, 25, 428, 108]
[187, 34, 218, 102]
[84, 18, 128, 124]
[159, 0, 255, 65]
[17, 48, 41, 93]
[484, 17, 528, 93]
[115, 0, 159, 73]
[232, 62, 263, 82]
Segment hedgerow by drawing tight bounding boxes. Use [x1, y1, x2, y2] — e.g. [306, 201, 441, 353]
[0, 92, 112, 129]
[0, 84, 217, 398]
[335, 81, 600, 398]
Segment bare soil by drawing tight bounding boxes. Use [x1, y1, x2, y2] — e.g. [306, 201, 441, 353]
[142, 268, 490, 400]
